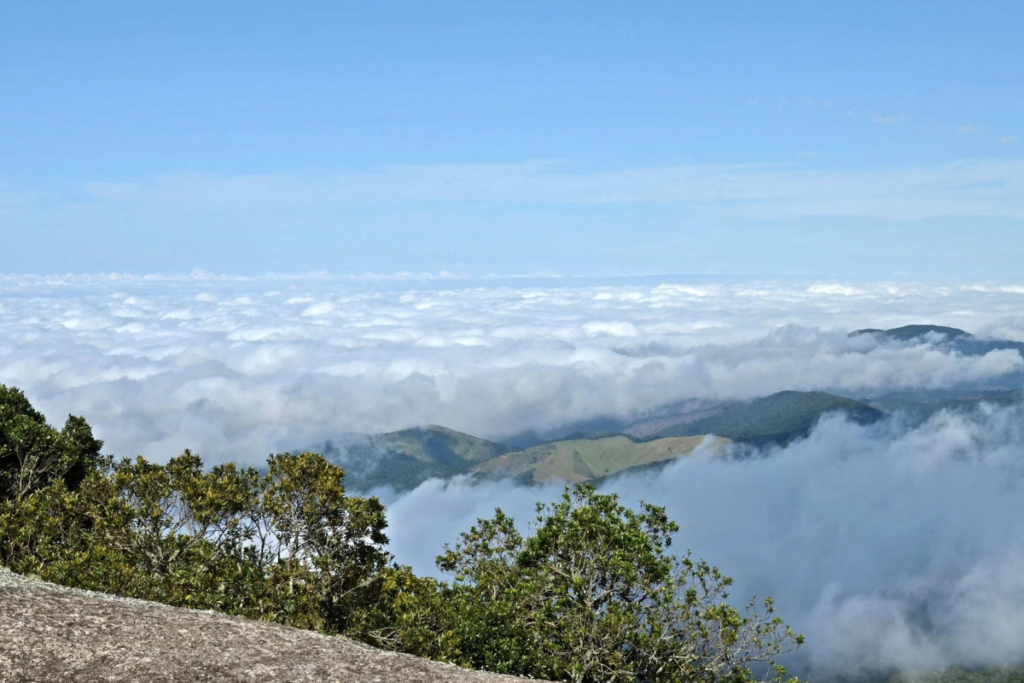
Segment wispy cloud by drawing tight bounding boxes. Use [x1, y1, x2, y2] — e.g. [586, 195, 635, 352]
[27, 157, 1018, 222]
[871, 113, 907, 125]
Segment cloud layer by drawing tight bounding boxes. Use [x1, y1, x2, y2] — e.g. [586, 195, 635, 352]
[2, 274, 1024, 464]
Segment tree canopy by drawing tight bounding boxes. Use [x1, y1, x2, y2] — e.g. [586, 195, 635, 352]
[431, 485, 802, 682]
[0, 385, 103, 503]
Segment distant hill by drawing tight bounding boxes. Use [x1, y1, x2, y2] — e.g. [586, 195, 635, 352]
[321, 426, 510, 492]
[851, 324, 971, 342]
[374, 425, 509, 465]
[852, 325, 1024, 391]
[500, 399, 727, 449]
[322, 393, 884, 489]
[650, 391, 885, 446]
[474, 434, 728, 484]
[851, 324, 1024, 359]
[869, 388, 1023, 422]
[621, 398, 727, 439]
[500, 416, 628, 450]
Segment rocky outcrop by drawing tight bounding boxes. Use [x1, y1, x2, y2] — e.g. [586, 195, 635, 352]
[0, 569, 537, 683]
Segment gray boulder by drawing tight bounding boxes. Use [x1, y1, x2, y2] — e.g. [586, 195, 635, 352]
[0, 568, 539, 683]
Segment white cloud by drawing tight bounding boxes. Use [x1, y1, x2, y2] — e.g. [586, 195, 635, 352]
[2, 275, 1024, 466]
[300, 301, 336, 317]
[806, 283, 864, 296]
[582, 321, 639, 337]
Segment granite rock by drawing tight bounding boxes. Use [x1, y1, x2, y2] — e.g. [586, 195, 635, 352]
[0, 568, 539, 683]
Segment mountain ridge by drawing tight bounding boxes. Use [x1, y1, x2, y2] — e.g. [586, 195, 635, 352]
[648, 390, 885, 446]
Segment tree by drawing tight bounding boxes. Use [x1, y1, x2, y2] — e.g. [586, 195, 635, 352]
[0, 444, 394, 639]
[0, 385, 104, 503]
[437, 484, 803, 683]
[255, 451, 391, 632]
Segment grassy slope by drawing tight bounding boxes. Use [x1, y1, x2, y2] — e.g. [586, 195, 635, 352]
[474, 434, 728, 484]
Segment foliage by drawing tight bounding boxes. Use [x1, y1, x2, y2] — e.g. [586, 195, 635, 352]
[428, 484, 803, 683]
[0, 384, 104, 502]
[0, 385, 804, 682]
[0, 447, 393, 637]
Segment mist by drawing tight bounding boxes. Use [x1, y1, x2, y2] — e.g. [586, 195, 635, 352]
[385, 406, 1024, 677]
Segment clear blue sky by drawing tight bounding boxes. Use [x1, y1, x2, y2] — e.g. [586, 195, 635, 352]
[2, 1, 1022, 278]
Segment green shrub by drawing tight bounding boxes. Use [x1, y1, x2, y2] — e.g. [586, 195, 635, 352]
[425, 484, 803, 682]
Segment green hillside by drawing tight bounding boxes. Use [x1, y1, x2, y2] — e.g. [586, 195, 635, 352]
[374, 425, 510, 465]
[326, 392, 883, 490]
[323, 425, 510, 492]
[500, 416, 628, 450]
[851, 324, 970, 341]
[869, 388, 1023, 422]
[621, 398, 727, 439]
[651, 391, 884, 446]
[473, 434, 728, 484]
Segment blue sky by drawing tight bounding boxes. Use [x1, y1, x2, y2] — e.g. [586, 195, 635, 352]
[1, 1, 1022, 277]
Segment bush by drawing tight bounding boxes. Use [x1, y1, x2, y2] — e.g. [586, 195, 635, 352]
[0, 448, 394, 637]
[430, 484, 803, 683]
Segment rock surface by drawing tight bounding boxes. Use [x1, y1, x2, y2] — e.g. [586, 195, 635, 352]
[0, 568, 537, 683]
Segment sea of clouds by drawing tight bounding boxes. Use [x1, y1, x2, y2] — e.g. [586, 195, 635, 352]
[5, 272, 1024, 674]
[3, 273, 1024, 463]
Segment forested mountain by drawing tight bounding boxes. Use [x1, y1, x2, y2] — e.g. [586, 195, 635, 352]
[649, 391, 884, 446]
[320, 426, 510, 492]
[853, 324, 1024, 363]
[852, 324, 973, 342]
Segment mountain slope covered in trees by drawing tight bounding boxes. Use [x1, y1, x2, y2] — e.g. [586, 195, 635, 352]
[321, 425, 510, 491]
[650, 391, 885, 446]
